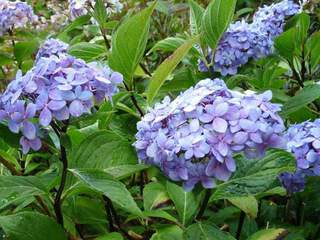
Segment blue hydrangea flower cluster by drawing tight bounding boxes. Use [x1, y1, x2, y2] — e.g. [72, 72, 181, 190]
[198, 0, 300, 76]
[280, 120, 320, 193]
[134, 79, 285, 190]
[69, 0, 123, 20]
[35, 39, 69, 63]
[0, 0, 38, 36]
[0, 52, 123, 154]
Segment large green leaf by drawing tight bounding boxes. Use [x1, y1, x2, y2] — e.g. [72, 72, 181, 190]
[14, 40, 39, 63]
[70, 169, 143, 217]
[150, 225, 184, 240]
[166, 181, 200, 226]
[306, 32, 320, 73]
[104, 164, 149, 180]
[274, 28, 297, 61]
[144, 182, 170, 210]
[189, 0, 204, 36]
[0, 175, 48, 210]
[228, 196, 258, 218]
[202, 0, 236, 51]
[109, 3, 156, 86]
[0, 212, 67, 240]
[184, 222, 236, 240]
[281, 84, 320, 116]
[148, 37, 199, 56]
[71, 130, 137, 169]
[147, 36, 198, 104]
[68, 42, 106, 61]
[247, 228, 287, 240]
[210, 149, 296, 201]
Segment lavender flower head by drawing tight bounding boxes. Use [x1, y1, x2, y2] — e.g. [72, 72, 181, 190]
[198, 0, 300, 76]
[134, 79, 285, 191]
[280, 120, 320, 193]
[0, 0, 38, 36]
[69, 0, 123, 20]
[35, 39, 69, 62]
[0, 54, 123, 154]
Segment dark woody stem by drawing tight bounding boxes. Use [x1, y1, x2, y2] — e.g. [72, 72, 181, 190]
[236, 211, 245, 240]
[52, 122, 69, 227]
[196, 189, 211, 219]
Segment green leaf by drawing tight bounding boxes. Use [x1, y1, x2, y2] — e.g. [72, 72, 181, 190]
[109, 3, 156, 86]
[210, 149, 296, 201]
[71, 130, 137, 169]
[70, 168, 143, 217]
[274, 28, 297, 61]
[184, 222, 236, 240]
[228, 196, 258, 218]
[247, 228, 287, 240]
[104, 164, 149, 180]
[58, 15, 91, 38]
[14, 40, 39, 63]
[143, 209, 178, 223]
[144, 182, 170, 210]
[94, 0, 108, 28]
[0, 123, 20, 148]
[148, 37, 199, 56]
[281, 84, 320, 116]
[166, 181, 200, 226]
[202, 0, 236, 51]
[295, 13, 310, 45]
[96, 232, 124, 240]
[0, 52, 13, 66]
[68, 42, 106, 61]
[189, 0, 204, 36]
[147, 36, 198, 104]
[0, 175, 48, 210]
[0, 212, 67, 240]
[150, 225, 184, 240]
[306, 32, 320, 73]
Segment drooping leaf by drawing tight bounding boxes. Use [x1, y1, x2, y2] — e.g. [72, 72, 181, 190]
[281, 84, 320, 116]
[0, 212, 67, 240]
[144, 182, 170, 210]
[202, 0, 236, 51]
[166, 181, 200, 226]
[70, 168, 143, 217]
[68, 42, 106, 61]
[147, 36, 199, 104]
[210, 149, 296, 201]
[109, 3, 156, 86]
[228, 196, 258, 218]
[0, 175, 48, 210]
[184, 222, 236, 240]
[150, 225, 184, 240]
[247, 228, 287, 240]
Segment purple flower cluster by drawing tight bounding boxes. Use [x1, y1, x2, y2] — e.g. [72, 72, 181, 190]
[69, 0, 123, 20]
[0, 53, 123, 154]
[35, 39, 69, 63]
[0, 0, 38, 36]
[198, 0, 300, 76]
[134, 79, 285, 190]
[280, 120, 320, 193]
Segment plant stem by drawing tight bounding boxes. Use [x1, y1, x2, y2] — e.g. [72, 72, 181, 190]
[0, 156, 20, 176]
[123, 81, 144, 117]
[53, 140, 68, 226]
[103, 196, 116, 232]
[196, 189, 212, 219]
[236, 211, 245, 240]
